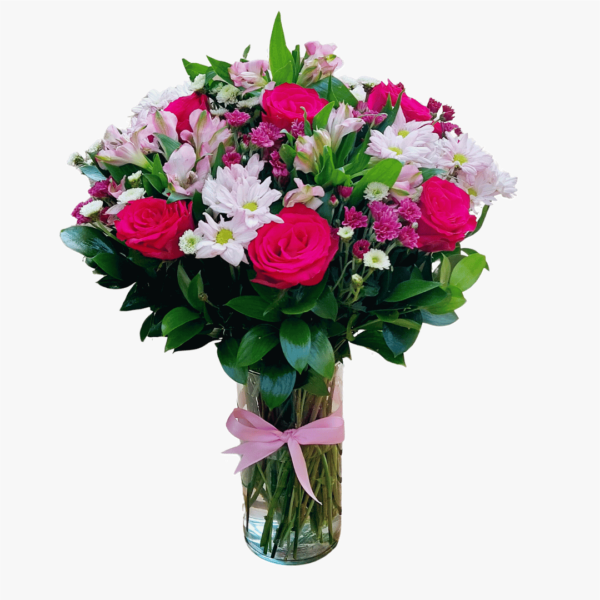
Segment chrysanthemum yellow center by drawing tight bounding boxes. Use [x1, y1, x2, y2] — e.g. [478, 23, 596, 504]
[390, 146, 403, 155]
[453, 153, 468, 165]
[467, 187, 477, 196]
[216, 229, 234, 244]
[397, 130, 409, 138]
[242, 201, 258, 211]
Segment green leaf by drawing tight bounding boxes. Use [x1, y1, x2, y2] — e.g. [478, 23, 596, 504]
[237, 325, 279, 367]
[211, 143, 227, 176]
[421, 310, 458, 326]
[375, 92, 403, 132]
[311, 286, 338, 320]
[165, 320, 206, 352]
[251, 281, 285, 304]
[382, 323, 419, 357]
[93, 252, 136, 281]
[449, 253, 487, 291]
[410, 287, 451, 308]
[143, 173, 165, 196]
[312, 102, 335, 131]
[97, 276, 131, 289]
[309, 76, 358, 107]
[226, 296, 282, 322]
[278, 144, 296, 169]
[60, 226, 121, 258]
[385, 280, 441, 303]
[242, 45, 251, 59]
[187, 272, 205, 311]
[206, 56, 233, 84]
[465, 204, 490, 238]
[121, 283, 152, 311]
[308, 324, 335, 379]
[351, 330, 406, 365]
[348, 158, 403, 207]
[260, 362, 296, 409]
[80, 164, 106, 181]
[301, 369, 329, 396]
[155, 133, 181, 160]
[217, 338, 248, 384]
[279, 318, 311, 373]
[192, 191, 207, 223]
[177, 262, 191, 298]
[439, 254, 452, 287]
[161, 307, 202, 336]
[140, 313, 153, 341]
[282, 277, 328, 315]
[419, 168, 446, 183]
[426, 286, 466, 314]
[182, 58, 210, 80]
[269, 12, 294, 84]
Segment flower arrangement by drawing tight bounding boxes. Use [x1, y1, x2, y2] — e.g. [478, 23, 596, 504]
[62, 13, 516, 564]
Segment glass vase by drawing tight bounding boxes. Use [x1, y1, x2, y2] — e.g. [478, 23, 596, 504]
[235, 364, 343, 565]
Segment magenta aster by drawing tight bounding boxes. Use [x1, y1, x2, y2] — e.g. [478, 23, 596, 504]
[396, 199, 422, 224]
[352, 239, 371, 259]
[343, 206, 368, 229]
[398, 225, 419, 249]
[88, 179, 110, 198]
[224, 109, 251, 128]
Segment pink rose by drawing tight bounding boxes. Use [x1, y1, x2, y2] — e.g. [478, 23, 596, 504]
[367, 80, 404, 112]
[164, 92, 210, 139]
[416, 177, 476, 253]
[248, 204, 339, 289]
[115, 198, 194, 260]
[261, 83, 329, 131]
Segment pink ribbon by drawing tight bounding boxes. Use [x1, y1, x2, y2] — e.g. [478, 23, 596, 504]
[223, 408, 345, 504]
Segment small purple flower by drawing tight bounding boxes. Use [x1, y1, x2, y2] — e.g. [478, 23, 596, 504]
[343, 206, 368, 229]
[427, 98, 442, 115]
[224, 109, 251, 128]
[352, 239, 371, 259]
[88, 179, 110, 198]
[222, 150, 242, 167]
[71, 198, 96, 224]
[290, 119, 304, 138]
[398, 225, 419, 249]
[250, 122, 284, 148]
[353, 101, 386, 126]
[337, 185, 353, 199]
[441, 104, 455, 122]
[396, 199, 422, 224]
[269, 150, 289, 179]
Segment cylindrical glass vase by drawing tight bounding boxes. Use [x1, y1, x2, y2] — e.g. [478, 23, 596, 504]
[235, 364, 343, 565]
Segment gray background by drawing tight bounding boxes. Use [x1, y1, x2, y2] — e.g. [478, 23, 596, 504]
[1, 1, 598, 598]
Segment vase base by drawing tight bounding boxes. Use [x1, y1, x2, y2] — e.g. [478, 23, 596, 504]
[244, 537, 338, 566]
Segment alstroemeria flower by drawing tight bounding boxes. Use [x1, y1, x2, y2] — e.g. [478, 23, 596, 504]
[283, 179, 325, 210]
[96, 125, 153, 170]
[294, 130, 332, 174]
[180, 109, 232, 165]
[163, 143, 211, 196]
[390, 164, 424, 201]
[327, 103, 363, 151]
[146, 110, 179, 142]
[297, 41, 343, 86]
[229, 60, 270, 92]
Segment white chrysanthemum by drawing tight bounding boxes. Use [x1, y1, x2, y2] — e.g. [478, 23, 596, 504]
[130, 82, 191, 127]
[86, 139, 102, 155]
[364, 182, 390, 201]
[67, 151, 84, 167]
[351, 274, 364, 286]
[189, 74, 206, 92]
[496, 170, 518, 198]
[438, 133, 493, 176]
[216, 84, 240, 105]
[237, 96, 261, 109]
[363, 249, 391, 270]
[80, 200, 104, 218]
[210, 107, 228, 116]
[337, 74, 359, 88]
[357, 76, 381, 87]
[127, 170, 143, 186]
[366, 126, 434, 166]
[351, 85, 366, 102]
[179, 230, 201, 255]
[458, 168, 499, 208]
[337, 226, 355, 241]
[194, 211, 257, 266]
[118, 188, 145, 204]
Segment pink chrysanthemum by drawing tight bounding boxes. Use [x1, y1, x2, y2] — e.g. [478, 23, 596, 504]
[396, 199, 422, 224]
[352, 239, 371, 259]
[368, 200, 398, 220]
[88, 180, 110, 198]
[337, 185, 353, 199]
[269, 150, 289, 179]
[250, 122, 284, 148]
[398, 225, 419, 249]
[224, 110, 251, 128]
[290, 119, 304, 138]
[222, 150, 242, 167]
[373, 216, 401, 242]
[343, 206, 368, 229]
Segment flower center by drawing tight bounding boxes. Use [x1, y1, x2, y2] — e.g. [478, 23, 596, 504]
[242, 201, 259, 211]
[453, 153, 468, 165]
[467, 187, 478, 196]
[390, 146, 403, 155]
[216, 229, 234, 244]
[397, 130, 409, 138]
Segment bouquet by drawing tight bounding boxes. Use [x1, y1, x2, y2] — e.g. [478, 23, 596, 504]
[62, 13, 517, 564]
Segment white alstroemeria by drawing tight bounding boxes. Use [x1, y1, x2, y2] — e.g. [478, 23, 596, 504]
[283, 179, 325, 210]
[181, 109, 232, 164]
[189, 74, 206, 92]
[204, 177, 283, 229]
[366, 127, 434, 165]
[179, 230, 202, 255]
[438, 133, 493, 176]
[363, 249, 391, 270]
[79, 200, 104, 218]
[337, 226, 355, 241]
[327, 103, 364, 151]
[130, 81, 191, 128]
[216, 84, 240, 105]
[194, 211, 258, 266]
[364, 182, 390, 201]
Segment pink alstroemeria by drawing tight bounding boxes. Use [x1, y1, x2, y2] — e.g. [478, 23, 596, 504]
[283, 178, 325, 210]
[229, 60, 270, 92]
[181, 109, 232, 165]
[163, 143, 211, 196]
[96, 125, 153, 170]
[297, 41, 343, 86]
[108, 176, 126, 199]
[294, 130, 331, 174]
[326, 103, 363, 151]
[146, 110, 179, 142]
[390, 164, 424, 201]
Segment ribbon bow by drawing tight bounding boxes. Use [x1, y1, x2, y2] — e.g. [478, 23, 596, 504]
[223, 408, 345, 503]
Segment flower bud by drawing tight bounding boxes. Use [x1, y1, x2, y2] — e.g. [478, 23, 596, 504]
[351, 274, 364, 287]
[329, 195, 339, 207]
